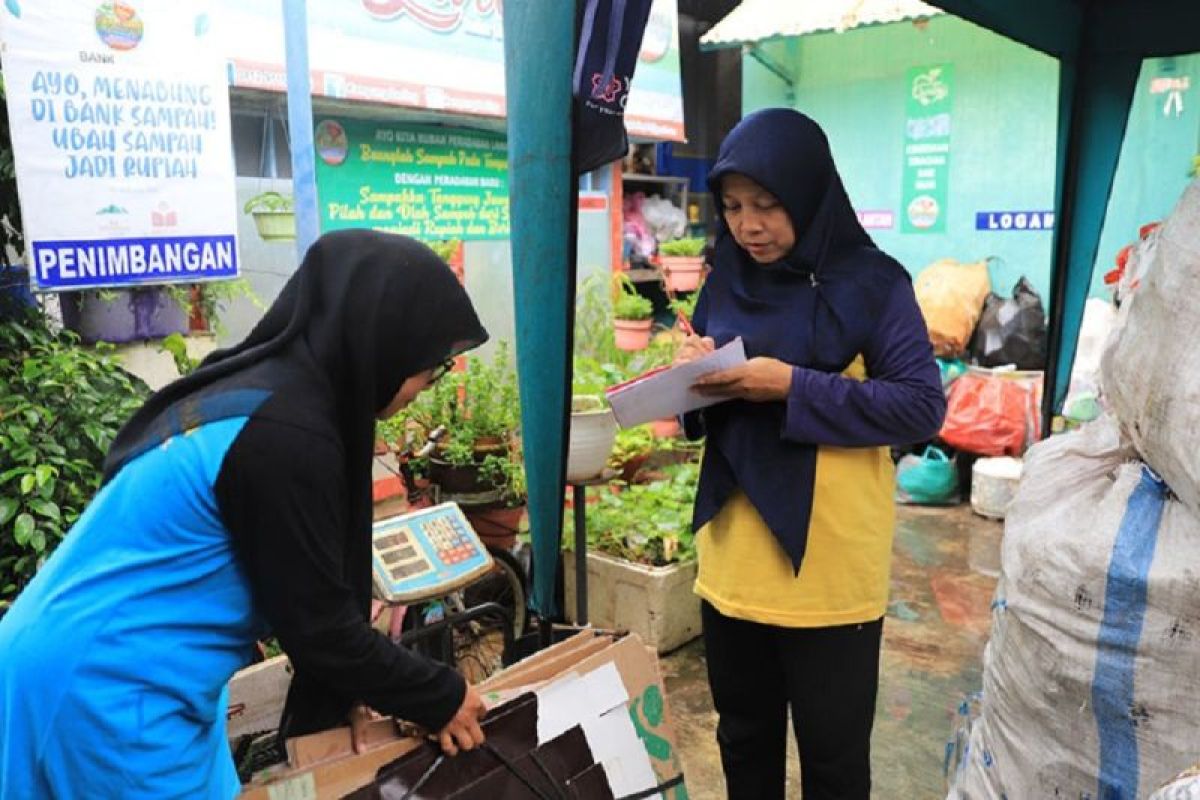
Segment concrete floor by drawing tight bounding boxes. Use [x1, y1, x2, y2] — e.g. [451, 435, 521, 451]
[661, 505, 1002, 799]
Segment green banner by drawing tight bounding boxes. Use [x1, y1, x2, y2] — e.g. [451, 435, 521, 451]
[314, 118, 510, 240]
[901, 63, 953, 234]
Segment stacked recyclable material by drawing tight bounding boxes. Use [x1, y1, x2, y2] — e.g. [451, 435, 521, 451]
[947, 181, 1200, 799]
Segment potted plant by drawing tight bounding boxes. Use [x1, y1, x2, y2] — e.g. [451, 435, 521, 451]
[60, 286, 189, 344]
[165, 278, 261, 336]
[612, 274, 654, 352]
[395, 342, 525, 539]
[657, 236, 706, 292]
[466, 449, 527, 550]
[243, 191, 295, 242]
[562, 462, 701, 653]
[568, 357, 621, 483]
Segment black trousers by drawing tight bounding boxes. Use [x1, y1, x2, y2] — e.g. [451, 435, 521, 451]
[701, 601, 884, 800]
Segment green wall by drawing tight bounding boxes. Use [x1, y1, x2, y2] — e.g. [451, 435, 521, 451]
[1095, 55, 1200, 294]
[741, 15, 1199, 302]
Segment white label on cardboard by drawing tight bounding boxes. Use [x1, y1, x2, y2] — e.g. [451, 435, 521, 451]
[536, 662, 629, 743]
[266, 773, 317, 800]
[584, 706, 662, 800]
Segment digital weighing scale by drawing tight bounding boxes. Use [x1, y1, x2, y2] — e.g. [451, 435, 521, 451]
[371, 502, 494, 604]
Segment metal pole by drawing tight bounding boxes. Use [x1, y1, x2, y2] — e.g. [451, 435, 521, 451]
[573, 483, 588, 624]
[282, 0, 320, 257]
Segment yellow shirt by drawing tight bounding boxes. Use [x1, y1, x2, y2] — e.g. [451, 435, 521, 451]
[693, 358, 896, 628]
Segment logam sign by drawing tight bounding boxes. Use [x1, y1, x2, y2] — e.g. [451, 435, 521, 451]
[315, 119, 510, 240]
[975, 210, 1056, 231]
[0, 0, 239, 291]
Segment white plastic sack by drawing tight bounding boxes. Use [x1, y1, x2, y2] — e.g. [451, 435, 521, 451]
[1063, 298, 1116, 422]
[948, 416, 1200, 799]
[1102, 179, 1200, 517]
[1151, 763, 1200, 800]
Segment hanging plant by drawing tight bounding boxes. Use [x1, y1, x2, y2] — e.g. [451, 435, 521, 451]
[243, 191, 295, 242]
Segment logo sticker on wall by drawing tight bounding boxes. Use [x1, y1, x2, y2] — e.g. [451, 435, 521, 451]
[95, 1, 143, 51]
[907, 196, 941, 230]
[315, 120, 349, 166]
[1150, 76, 1190, 118]
[975, 211, 1055, 231]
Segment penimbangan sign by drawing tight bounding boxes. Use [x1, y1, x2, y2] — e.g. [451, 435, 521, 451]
[0, 0, 239, 291]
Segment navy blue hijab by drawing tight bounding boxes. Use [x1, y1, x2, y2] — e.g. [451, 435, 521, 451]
[693, 108, 907, 571]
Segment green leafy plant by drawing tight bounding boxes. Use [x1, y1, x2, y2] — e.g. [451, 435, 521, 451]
[609, 425, 656, 470]
[0, 310, 148, 609]
[165, 278, 261, 336]
[565, 462, 699, 566]
[157, 332, 201, 376]
[242, 191, 293, 214]
[613, 274, 653, 322]
[395, 341, 526, 504]
[658, 237, 706, 258]
[668, 290, 700, 321]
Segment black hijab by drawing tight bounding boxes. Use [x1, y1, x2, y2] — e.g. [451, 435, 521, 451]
[694, 108, 907, 570]
[102, 230, 487, 727]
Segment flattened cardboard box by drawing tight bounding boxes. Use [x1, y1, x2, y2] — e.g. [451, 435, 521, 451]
[238, 631, 687, 799]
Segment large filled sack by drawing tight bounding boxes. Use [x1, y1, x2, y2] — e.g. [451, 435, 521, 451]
[1102, 179, 1200, 517]
[969, 277, 1047, 370]
[948, 416, 1200, 799]
[914, 258, 992, 357]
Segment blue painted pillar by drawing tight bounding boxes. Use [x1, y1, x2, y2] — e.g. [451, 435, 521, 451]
[1043, 51, 1140, 427]
[502, 0, 577, 616]
[282, 0, 320, 257]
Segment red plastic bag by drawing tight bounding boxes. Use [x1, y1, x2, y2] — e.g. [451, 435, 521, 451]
[940, 371, 1042, 456]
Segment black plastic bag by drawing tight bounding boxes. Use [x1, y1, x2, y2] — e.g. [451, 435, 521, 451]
[969, 277, 1047, 370]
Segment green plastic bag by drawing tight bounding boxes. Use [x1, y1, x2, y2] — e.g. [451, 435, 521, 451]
[938, 357, 968, 389]
[896, 446, 959, 505]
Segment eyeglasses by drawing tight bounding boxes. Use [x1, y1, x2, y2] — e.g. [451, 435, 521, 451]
[430, 357, 456, 383]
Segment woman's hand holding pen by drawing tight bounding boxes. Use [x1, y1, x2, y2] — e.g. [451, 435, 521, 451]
[674, 334, 716, 366]
[693, 357, 793, 402]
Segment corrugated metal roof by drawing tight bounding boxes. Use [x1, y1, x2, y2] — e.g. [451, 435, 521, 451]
[700, 0, 944, 49]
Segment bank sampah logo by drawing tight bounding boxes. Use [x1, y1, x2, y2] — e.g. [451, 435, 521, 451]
[911, 67, 948, 107]
[95, 1, 144, 51]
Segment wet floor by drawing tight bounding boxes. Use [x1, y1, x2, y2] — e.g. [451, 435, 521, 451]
[662, 505, 1002, 799]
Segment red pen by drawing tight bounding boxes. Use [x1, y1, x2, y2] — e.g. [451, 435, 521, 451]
[675, 309, 695, 336]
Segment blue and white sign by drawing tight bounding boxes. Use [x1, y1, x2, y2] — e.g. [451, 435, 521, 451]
[976, 210, 1056, 231]
[0, 1, 240, 291]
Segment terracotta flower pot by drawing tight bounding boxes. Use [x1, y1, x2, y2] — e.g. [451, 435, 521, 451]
[463, 502, 524, 550]
[651, 417, 681, 438]
[614, 318, 653, 351]
[660, 256, 704, 292]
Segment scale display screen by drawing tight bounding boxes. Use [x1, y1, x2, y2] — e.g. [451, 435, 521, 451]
[371, 503, 493, 604]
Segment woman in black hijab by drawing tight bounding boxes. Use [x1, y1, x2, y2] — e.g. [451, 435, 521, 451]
[0, 230, 490, 798]
[678, 110, 945, 799]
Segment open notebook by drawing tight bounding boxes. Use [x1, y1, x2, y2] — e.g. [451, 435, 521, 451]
[605, 337, 746, 428]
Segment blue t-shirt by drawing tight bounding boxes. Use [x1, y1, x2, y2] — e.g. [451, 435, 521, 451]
[0, 417, 264, 799]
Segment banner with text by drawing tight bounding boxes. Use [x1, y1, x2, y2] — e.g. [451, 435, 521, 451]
[901, 63, 953, 234]
[213, 0, 684, 142]
[315, 118, 509, 240]
[0, 0, 239, 291]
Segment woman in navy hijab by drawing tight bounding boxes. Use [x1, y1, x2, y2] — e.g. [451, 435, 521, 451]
[677, 109, 946, 799]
